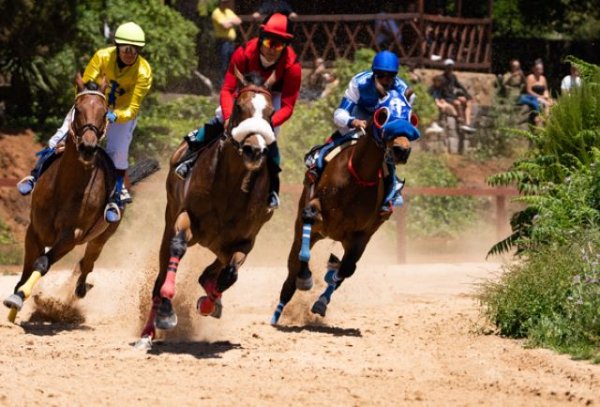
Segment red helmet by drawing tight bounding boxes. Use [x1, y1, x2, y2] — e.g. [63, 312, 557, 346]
[260, 13, 294, 40]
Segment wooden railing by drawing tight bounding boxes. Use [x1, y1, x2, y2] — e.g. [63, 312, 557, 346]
[239, 13, 492, 71]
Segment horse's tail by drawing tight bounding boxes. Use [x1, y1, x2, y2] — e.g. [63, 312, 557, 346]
[129, 157, 160, 185]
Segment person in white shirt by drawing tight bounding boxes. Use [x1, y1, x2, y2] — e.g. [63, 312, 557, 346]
[561, 64, 581, 94]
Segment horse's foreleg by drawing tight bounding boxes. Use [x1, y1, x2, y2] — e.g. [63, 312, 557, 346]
[198, 251, 245, 318]
[5, 233, 76, 321]
[4, 227, 43, 322]
[311, 235, 369, 318]
[74, 225, 117, 298]
[153, 211, 192, 331]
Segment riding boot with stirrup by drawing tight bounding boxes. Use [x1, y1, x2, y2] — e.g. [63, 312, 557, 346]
[266, 142, 282, 210]
[175, 118, 224, 180]
[16, 147, 55, 196]
[380, 170, 404, 216]
[104, 176, 125, 223]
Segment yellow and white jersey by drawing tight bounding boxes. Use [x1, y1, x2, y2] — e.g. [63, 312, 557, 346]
[83, 46, 152, 123]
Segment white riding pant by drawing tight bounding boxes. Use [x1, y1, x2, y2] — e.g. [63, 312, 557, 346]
[48, 109, 137, 170]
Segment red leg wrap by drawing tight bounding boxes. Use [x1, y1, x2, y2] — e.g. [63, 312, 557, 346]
[141, 296, 161, 339]
[160, 267, 178, 299]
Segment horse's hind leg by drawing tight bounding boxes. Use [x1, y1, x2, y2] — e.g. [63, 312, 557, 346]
[197, 258, 224, 317]
[74, 225, 118, 298]
[311, 234, 370, 318]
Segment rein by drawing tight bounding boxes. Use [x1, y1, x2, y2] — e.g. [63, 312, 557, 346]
[71, 89, 108, 145]
[347, 147, 382, 187]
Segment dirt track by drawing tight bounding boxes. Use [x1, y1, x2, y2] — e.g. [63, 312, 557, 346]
[0, 260, 599, 406]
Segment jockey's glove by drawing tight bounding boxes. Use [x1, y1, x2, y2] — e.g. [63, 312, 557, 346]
[107, 111, 117, 123]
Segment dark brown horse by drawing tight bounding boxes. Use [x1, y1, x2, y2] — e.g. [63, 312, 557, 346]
[3, 75, 120, 322]
[271, 96, 420, 324]
[137, 71, 277, 349]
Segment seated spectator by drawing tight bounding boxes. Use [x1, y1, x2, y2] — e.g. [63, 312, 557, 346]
[441, 59, 475, 133]
[499, 59, 526, 101]
[561, 63, 581, 94]
[305, 57, 339, 99]
[425, 74, 456, 135]
[518, 60, 553, 123]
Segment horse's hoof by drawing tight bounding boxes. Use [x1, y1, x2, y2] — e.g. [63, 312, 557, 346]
[3, 294, 24, 311]
[134, 336, 153, 351]
[155, 311, 178, 330]
[197, 296, 222, 318]
[296, 276, 313, 291]
[75, 282, 93, 298]
[155, 298, 177, 330]
[311, 298, 328, 317]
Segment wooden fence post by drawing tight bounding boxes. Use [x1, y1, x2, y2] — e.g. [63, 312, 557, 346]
[396, 197, 408, 264]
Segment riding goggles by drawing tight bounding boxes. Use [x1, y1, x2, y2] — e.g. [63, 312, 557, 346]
[261, 37, 287, 51]
[119, 44, 141, 56]
[374, 70, 397, 79]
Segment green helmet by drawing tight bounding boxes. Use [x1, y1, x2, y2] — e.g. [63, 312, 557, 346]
[114, 22, 145, 47]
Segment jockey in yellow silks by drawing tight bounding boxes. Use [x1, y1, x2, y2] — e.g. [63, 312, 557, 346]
[17, 22, 153, 223]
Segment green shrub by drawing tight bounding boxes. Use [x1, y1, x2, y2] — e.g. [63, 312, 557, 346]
[0, 220, 22, 265]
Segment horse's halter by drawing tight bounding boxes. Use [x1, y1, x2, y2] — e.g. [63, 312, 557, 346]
[70, 89, 108, 147]
[227, 85, 274, 154]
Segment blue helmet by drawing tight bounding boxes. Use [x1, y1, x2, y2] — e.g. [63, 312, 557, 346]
[372, 51, 399, 73]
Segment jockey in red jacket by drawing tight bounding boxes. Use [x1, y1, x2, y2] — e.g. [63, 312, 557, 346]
[176, 12, 302, 210]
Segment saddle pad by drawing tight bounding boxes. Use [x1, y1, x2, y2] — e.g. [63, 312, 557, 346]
[324, 140, 358, 162]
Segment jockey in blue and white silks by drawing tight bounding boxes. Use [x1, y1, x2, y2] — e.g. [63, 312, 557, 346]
[307, 51, 416, 215]
[334, 70, 411, 136]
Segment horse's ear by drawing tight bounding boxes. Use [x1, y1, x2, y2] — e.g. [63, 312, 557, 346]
[99, 75, 108, 94]
[75, 72, 85, 92]
[264, 70, 277, 90]
[233, 66, 248, 87]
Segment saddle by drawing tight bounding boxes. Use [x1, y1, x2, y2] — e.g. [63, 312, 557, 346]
[304, 130, 362, 172]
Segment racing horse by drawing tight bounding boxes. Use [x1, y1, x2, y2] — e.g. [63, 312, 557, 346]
[137, 70, 277, 349]
[3, 75, 120, 322]
[271, 90, 420, 324]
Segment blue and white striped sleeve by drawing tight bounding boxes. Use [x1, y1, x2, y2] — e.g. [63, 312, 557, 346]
[333, 77, 360, 129]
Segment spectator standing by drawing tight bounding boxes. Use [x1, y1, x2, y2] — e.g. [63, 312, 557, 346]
[375, 4, 401, 49]
[252, 0, 297, 20]
[441, 58, 475, 133]
[212, 0, 241, 87]
[561, 63, 581, 94]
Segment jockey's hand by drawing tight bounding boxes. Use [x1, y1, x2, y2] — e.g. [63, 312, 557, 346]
[107, 111, 117, 123]
[56, 141, 66, 154]
[351, 119, 367, 130]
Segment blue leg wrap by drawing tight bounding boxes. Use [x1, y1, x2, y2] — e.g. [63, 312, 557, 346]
[298, 223, 312, 262]
[114, 176, 124, 207]
[270, 301, 285, 325]
[319, 284, 336, 305]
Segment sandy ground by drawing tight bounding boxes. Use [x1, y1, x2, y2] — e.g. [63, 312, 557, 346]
[1, 170, 598, 406]
[0, 259, 599, 406]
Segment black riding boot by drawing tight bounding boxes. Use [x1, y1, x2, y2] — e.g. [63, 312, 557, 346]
[175, 117, 224, 180]
[266, 142, 281, 209]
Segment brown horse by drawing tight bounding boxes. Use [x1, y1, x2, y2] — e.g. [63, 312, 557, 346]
[271, 97, 420, 324]
[3, 75, 120, 322]
[137, 71, 277, 349]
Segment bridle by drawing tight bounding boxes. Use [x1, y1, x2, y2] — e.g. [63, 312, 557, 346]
[227, 84, 274, 154]
[70, 89, 108, 146]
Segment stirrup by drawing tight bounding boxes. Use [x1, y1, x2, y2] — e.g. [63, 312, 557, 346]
[268, 191, 280, 209]
[174, 161, 191, 180]
[104, 202, 121, 223]
[16, 175, 35, 196]
[379, 201, 394, 216]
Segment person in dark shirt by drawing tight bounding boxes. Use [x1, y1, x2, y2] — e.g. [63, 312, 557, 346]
[253, 0, 297, 20]
[441, 58, 475, 133]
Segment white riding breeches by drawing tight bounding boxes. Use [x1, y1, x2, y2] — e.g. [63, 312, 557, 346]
[48, 109, 137, 170]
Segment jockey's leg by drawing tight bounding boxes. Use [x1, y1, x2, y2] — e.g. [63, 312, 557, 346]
[104, 119, 136, 223]
[16, 147, 57, 196]
[266, 141, 282, 209]
[175, 116, 224, 179]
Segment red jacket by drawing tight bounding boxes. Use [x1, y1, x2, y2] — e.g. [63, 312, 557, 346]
[220, 38, 302, 128]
